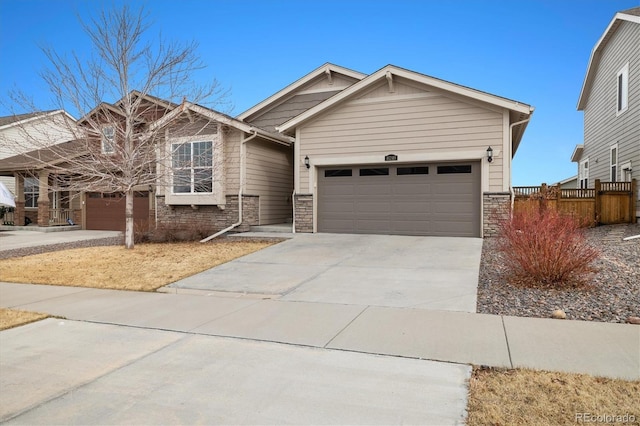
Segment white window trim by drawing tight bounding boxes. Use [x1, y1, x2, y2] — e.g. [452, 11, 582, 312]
[616, 63, 629, 116]
[164, 132, 225, 206]
[171, 139, 214, 195]
[610, 144, 618, 182]
[579, 158, 589, 189]
[101, 125, 116, 155]
[621, 161, 632, 182]
[24, 177, 39, 208]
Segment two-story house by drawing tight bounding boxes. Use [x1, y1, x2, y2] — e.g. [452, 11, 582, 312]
[572, 7, 640, 218]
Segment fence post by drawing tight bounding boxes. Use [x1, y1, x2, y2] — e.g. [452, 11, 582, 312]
[594, 179, 601, 225]
[631, 179, 637, 224]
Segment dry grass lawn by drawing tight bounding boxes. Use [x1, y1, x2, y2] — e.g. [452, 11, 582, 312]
[467, 367, 640, 425]
[0, 239, 278, 291]
[0, 308, 49, 330]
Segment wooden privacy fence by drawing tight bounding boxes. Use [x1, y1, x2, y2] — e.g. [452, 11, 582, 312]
[513, 179, 637, 226]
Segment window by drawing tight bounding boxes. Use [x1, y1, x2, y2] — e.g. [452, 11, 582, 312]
[24, 177, 39, 208]
[397, 166, 429, 175]
[172, 141, 213, 193]
[101, 125, 116, 154]
[610, 144, 618, 182]
[324, 169, 352, 177]
[621, 161, 632, 182]
[359, 168, 389, 176]
[437, 165, 472, 174]
[617, 64, 628, 115]
[579, 159, 589, 189]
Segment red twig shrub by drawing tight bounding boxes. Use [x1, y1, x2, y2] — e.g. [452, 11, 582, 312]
[497, 202, 599, 288]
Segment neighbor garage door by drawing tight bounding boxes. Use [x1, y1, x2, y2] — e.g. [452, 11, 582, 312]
[85, 192, 150, 231]
[318, 162, 480, 237]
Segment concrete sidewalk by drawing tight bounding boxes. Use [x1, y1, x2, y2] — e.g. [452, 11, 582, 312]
[1, 282, 638, 381]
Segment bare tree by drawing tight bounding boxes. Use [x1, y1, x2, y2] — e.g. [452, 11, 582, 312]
[2, 5, 227, 248]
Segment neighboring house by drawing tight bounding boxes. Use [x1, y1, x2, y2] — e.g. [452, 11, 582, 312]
[0, 110, 77, 224]
[0, 63, 534, 237]
[0, 94, 293, 232]
[555, 175, 579, 189]
[573, 7, 640, 218]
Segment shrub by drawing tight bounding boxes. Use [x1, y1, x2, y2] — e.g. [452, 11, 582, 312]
[497, 202, 599, 288]
[147, 223, 217, 243]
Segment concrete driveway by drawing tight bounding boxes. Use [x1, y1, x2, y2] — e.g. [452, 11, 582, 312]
[169, 233, 483, 312]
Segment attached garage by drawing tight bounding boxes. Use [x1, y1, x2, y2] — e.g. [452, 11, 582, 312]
[318, 162, 480, 237]
[85, 191, 151, 231]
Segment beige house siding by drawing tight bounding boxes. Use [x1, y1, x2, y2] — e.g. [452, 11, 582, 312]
[244, 72, 360, 133]
[582, 20, 640, 213]
[297, 80, 504, 192]
[246, 140, 293, 224]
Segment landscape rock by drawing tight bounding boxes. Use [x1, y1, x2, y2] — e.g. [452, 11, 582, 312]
[477, 223, 640, 324]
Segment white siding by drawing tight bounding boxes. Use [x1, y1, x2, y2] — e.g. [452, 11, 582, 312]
[0, 112, 76, 194]
[298, 81, 505, 191]
[246, 140, 293, 224]
[582, 20, 640, 212]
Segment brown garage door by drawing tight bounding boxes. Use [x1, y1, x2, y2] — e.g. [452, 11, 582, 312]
[86, 192, 150, 231]
[318, 162, 480, 237]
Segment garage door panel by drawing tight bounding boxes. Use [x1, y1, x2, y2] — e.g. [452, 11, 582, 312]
[86, 192, 150, 231]
[318, 163, 480, 237]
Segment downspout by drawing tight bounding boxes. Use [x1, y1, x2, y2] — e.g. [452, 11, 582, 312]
[200, 130, 258, 242]
[509, 117, 531, 214]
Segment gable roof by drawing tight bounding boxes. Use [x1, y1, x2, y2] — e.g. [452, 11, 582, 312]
[0, 110, 76, 130]
[577, 7, 640, 110]
[277, 64, 534, 147]
[236, 63, 366, 122]
[150, 101, 292, 146]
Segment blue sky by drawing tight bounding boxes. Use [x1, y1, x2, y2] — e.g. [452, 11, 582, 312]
[0, 0, 637, 185]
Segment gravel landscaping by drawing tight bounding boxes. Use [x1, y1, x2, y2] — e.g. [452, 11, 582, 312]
[0, 235, 124, 260]
[477, 223, 640, 323]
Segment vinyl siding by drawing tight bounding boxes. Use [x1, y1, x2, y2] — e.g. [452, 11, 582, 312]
[248, 92, 340, 132]
[246, 140, 293, 224]
[298, 81, 504, 191]
[582, 20, 640, 212]
[245, 73, 360, 133]
[0, 112, 76, 195]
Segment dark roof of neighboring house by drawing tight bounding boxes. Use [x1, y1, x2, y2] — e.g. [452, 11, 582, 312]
[621, 6, 640, 16]
[0, 140, 87, 174]
[0, 110, 58, 127]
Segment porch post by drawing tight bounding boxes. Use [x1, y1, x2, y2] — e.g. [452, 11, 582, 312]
[37, 171, 50, 227]
[13, 173, 25, 226]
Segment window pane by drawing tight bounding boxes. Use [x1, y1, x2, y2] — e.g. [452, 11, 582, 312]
[438, 165, 472, 174]
[324, 169, 352, 177]
[24, 177, 39, 192]
[172, 143, 191, 167]
[611, 148, 617, 165]
[173, 170, 191, 193]
[194, 169, 212, 193]
[193, 141, 213, 167]
[397, 166, 429, 175]
[359, 168, 389, 176]
[25, 194, 37, 208]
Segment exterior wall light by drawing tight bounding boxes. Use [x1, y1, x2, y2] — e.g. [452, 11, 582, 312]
[304, 155, 310, 169]
[487, 147, 493, 163]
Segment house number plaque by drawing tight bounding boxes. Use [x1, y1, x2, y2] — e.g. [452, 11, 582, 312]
[385, 154, 398, 161]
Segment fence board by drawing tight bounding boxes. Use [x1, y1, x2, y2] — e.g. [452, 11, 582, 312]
[512, 179, 636, 226]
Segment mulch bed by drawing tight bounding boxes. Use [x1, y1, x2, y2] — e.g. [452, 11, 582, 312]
[477, 223, 640, 323]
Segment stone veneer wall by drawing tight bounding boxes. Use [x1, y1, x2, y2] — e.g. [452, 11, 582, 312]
[483, 192, 511, 237]
[155, 194, 258, 233]
[294, 194, 313, 233]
